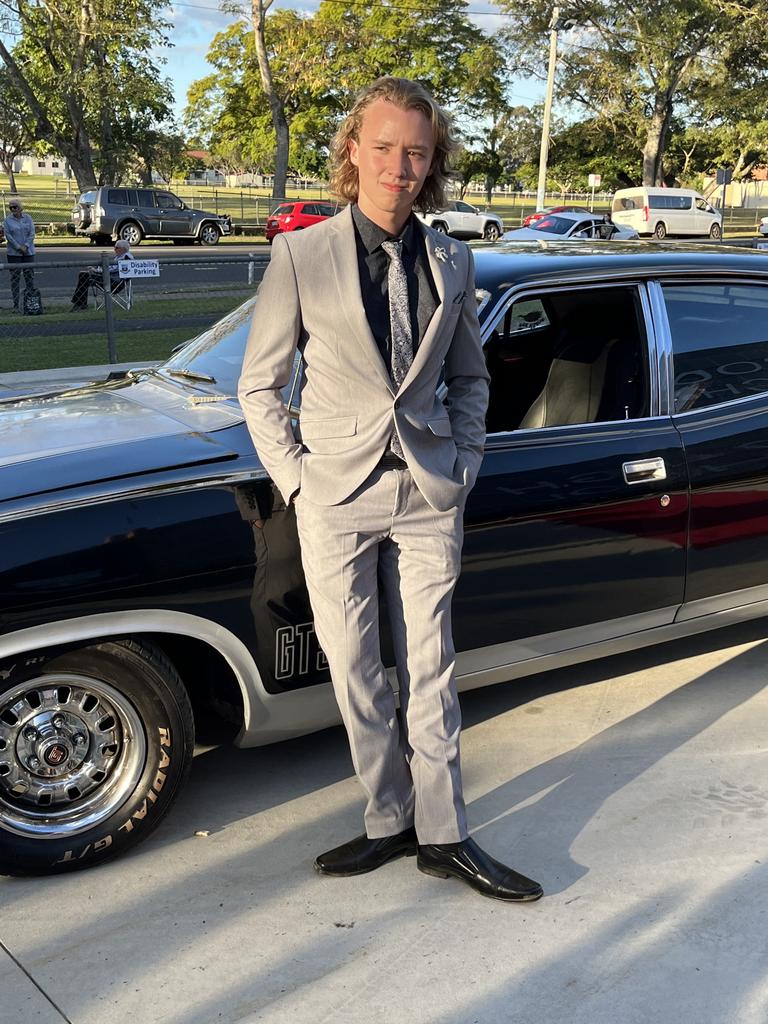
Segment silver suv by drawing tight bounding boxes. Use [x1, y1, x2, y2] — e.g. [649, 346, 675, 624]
[72, 187, 232, 246]
[417, 200, 503, 241]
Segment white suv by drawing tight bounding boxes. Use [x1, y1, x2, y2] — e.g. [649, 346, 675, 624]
[418, 201, 504, 241]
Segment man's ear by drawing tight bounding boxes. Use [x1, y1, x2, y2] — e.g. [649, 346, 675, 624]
[348, 137, 360, 168]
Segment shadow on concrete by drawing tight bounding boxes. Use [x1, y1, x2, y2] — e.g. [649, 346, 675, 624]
[3, 619, 767, 1024]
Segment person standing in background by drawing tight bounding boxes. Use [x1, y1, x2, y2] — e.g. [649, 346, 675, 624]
[3, 199, 35, 313]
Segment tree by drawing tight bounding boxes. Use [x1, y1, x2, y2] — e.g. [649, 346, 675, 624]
[250, 0, 290, 199]
[0, 0, 174, 190]
[186, 11, 333, 188]
[187, 0, 512, 191]
[496, 0, 768, 186]
[0, 68, 33, 193]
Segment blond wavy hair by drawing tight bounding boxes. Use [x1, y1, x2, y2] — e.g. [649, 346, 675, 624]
[329, 77, 457, 213]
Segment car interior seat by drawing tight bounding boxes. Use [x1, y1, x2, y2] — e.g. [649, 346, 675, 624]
[519, 307, 641, 429]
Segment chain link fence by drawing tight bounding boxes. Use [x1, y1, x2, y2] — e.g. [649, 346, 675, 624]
[0, 253, 270, 376]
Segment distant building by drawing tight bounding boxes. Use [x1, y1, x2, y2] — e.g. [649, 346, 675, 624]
[183, 150, 225, 186]
[12, 154, 68, 176]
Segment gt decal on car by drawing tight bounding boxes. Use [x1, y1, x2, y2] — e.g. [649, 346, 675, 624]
[275, 623, 328, 680]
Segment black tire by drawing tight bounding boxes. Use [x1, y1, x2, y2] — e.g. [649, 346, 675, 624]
[118, 221, 143, 246]
[483, 222, 501, 241]
[653, 221, 667, 240]
[432, 221, 448, 234]
[198, 223, 221, 246]
[709, 223, 722, 240]
[0, 640, 194, 876]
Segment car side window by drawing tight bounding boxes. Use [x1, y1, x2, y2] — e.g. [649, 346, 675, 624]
[664, 283, 768, 412]
[302, 204, 319, 216]
[157, 192, 182, 210]
[137, 190, 156, 208]
[108, 189, 129, 205]
[456, 202, 475, 213]
[484, 286, 649, 434]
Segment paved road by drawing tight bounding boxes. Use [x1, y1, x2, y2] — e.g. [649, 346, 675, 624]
[2, 244, 270, 294]
[2, 620, 767, 1024]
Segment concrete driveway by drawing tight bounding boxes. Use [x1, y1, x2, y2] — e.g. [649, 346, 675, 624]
[2, 619, 767, 1024]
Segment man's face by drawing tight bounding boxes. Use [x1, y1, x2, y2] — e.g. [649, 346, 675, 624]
[348, 98, 435, 229]
[9, 204, 22, 218]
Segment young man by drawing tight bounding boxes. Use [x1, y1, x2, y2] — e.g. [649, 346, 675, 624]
[3, 198, 35, 313]
[238, 77, 542, 902]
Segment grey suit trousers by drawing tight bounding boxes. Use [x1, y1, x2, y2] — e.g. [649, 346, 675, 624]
[295, 464, 468, 845]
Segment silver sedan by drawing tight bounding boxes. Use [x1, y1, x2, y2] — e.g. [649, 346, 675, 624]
[503, 211, 639, 241]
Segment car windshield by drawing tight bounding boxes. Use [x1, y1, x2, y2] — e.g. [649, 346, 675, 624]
[158, 298, 299, 405]
[530, 216, 580, 235]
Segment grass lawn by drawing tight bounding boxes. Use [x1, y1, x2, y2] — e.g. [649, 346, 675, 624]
[0, 293, 252, 373]
[0, 328, 194, 373]
[0, 293, 251, 328]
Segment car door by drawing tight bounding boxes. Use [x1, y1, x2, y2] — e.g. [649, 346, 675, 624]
[455, 200, 481, 236]
[156, 191, 192, 236]
[654, 277, 768, 619]
[136, 189, 161, 234]
[451, 279, 689, 663]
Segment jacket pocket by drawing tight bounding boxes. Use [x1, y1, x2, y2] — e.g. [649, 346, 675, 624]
[299, 415, 357, 440]
[427, 416, 453, 437]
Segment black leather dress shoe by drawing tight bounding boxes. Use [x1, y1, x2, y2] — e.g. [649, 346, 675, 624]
[417, 837, 543, 902]
[314, 827, 417, 876]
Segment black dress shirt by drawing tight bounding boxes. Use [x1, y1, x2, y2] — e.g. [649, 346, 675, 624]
[351, 204, 439, 377]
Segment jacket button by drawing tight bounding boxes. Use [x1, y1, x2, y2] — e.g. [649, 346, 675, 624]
[394, 399, 400, 409]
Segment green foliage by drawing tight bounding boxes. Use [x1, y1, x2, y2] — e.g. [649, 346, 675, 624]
[0, 0, 174, 188]
[495, 0, 768, 185]
[185, 0, 510, 181]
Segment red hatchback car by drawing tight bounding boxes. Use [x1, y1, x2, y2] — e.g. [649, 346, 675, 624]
[265, 200, 342, 242]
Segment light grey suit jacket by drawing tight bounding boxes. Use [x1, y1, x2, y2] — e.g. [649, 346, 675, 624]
[237, 204, 490, 512]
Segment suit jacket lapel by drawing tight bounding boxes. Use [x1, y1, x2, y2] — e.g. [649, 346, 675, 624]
[328, 206, 394, 395]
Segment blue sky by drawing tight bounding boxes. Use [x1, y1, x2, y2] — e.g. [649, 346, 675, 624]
[162, 0, 545, 122]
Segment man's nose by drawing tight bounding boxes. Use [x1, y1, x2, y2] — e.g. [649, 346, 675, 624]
[389, 149, 413, 180]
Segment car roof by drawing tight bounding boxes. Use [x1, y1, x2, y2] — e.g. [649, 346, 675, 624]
[535, 211, 599, 224]
[472, 240, 768, 293]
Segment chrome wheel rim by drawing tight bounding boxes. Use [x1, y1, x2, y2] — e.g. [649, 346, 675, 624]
[122, 225, 140, 244]
[484, 225, 500, 240]
[200, 225, 218, 244]
[0, 674, 147, 838]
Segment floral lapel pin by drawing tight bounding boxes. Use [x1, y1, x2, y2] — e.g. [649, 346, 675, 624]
[433, 244, 456, 268]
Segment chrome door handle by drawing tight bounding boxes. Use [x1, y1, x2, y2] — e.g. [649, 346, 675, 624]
[622, 457, 667, 485]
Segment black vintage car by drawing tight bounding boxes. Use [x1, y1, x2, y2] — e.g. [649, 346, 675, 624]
[2, 241, 768, 876]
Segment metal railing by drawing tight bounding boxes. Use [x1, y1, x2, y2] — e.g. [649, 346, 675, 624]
[0, 253, 270, 375]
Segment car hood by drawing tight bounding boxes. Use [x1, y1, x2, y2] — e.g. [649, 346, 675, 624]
[0, 374, 246, 504]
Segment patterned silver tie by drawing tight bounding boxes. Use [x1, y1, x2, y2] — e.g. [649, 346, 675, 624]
[381, 238, 413, 459]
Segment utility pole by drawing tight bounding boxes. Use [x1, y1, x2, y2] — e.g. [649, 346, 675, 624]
[536, 7, 564, 212]
[536, 8, 560, 211]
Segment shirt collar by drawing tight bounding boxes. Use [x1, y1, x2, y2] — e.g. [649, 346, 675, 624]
[351, 203, 417, 256]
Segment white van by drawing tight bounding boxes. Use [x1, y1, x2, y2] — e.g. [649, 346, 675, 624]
[611, 187, 722, 240]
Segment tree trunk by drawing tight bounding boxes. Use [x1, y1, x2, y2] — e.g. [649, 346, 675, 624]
[252, 0, 290, 200]
[642, 96, 673, 186]
[0, 157, 18, 193]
